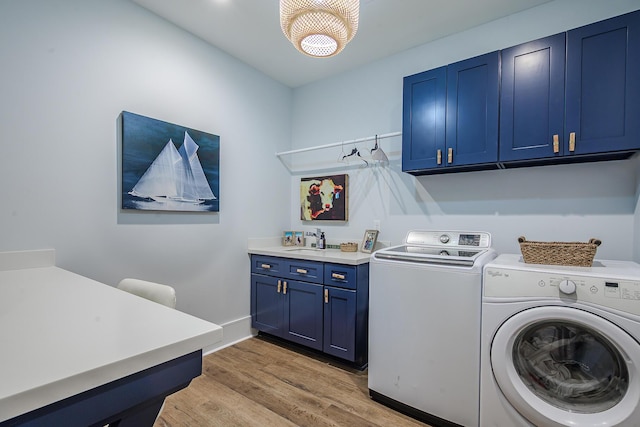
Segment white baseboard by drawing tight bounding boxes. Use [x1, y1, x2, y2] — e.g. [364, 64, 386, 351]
[202, 315, 257, 355]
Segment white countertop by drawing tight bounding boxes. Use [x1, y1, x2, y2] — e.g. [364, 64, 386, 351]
[248, 239, 371, 265]
[0, 250, 223, 422]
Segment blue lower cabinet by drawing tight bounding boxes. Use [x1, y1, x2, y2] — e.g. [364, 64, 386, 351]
[284, 279, 324, 350]
[250, 255, 369, 368]
[250, 275, 323, 346]
[323, 286, 356, 361]
[251, 274, 284, 337]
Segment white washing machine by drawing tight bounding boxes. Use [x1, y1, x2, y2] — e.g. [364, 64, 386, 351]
[481, 254, 640, 427]
[369, 230, 496, 427]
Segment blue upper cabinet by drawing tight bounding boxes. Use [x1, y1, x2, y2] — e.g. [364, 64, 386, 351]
[565, 10, 640, 155]
[500, 33, 566, 161]
[402, 66, 446, 171]
[402, 52, 499, 174]
[404, 10, 640, 174]
[446, 52, 500, 167]
[501, 10, 640, 162]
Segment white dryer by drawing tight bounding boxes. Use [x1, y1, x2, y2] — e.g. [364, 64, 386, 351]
[481, 254, 640, 427]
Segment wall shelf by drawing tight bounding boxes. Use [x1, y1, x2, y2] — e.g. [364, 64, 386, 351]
[275, 131, 402, 173]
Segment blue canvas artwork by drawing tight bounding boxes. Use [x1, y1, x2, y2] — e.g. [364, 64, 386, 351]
[121, 111, 220, 212]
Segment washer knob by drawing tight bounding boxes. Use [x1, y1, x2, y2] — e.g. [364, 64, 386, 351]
[439, 234, 450, 243]
[559, 279, 577, 295]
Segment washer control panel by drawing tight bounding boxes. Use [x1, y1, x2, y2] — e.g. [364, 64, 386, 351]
[405, 230, 491, 248]
[558, 279, 577, 295]
[484, 267, 640, 316]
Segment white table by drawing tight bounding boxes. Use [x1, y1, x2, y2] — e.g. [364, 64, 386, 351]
[0, 250, 223, 426]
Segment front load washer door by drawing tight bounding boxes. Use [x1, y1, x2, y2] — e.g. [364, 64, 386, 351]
[491, 306, 640, 427]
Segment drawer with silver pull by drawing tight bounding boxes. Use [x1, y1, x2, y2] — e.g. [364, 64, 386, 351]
[324, 263, 357, 289]
[287, 259, 324, 284]
[251, 255, 286, 276]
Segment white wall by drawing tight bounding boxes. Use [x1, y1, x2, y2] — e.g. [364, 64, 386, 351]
[634, 155, 640, 259]
[2, 0, 640, 354]
[0, 0, 292, 349]
[289, 0, 640, 261]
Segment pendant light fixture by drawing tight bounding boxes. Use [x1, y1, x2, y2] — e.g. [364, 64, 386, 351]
[280, 0, 360, 58]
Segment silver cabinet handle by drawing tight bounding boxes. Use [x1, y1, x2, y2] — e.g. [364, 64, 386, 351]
[261, 263, 271, 269]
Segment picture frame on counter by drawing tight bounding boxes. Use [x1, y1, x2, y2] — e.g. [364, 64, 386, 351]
[361, 229, 379, 253]
[283, 231, 294, 246]
[283, 231, 305, 246]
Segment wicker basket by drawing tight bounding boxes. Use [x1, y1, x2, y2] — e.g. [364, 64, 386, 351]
[518, 236, 601, 267]
[340, 242, 358, 252]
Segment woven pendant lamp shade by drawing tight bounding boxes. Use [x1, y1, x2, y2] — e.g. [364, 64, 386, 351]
[280, 0, 360, 58]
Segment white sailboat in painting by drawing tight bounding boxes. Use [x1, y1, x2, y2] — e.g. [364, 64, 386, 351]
[129, 131, 216, 204]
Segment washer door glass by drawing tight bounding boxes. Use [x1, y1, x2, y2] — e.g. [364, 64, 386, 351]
[491, 306, 640, 427]
[513, 320, 628, 413]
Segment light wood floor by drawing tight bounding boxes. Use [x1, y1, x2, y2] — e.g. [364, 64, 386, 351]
[154, 336, 430, 427]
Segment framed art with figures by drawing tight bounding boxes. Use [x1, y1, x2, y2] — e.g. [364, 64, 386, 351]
[300, 174, 348, 221]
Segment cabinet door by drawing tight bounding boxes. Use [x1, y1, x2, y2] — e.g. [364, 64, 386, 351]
[251, 274, 283, 337]
[446, 51, 499, 166]
[323, 286, 356, 361]
[283, 279, 324, 351]
[402, 67, 447, 172]
[565, 10, 640, 155]
[500, 33, 566, 161]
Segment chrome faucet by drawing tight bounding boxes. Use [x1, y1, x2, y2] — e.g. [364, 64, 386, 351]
[305, 228, 324, 248]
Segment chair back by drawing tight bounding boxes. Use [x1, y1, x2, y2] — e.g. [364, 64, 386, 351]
[117, 278, 176, 309]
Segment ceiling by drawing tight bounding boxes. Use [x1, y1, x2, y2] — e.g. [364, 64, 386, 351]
[131, 0, 553, 88]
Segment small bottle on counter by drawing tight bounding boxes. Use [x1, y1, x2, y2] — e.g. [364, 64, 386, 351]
[318, 232, 326, 249]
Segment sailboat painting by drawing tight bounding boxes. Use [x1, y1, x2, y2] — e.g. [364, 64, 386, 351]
[121, 111, 219, 212]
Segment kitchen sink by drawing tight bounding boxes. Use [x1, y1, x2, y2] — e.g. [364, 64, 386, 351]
[283, 248, 322, 253]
